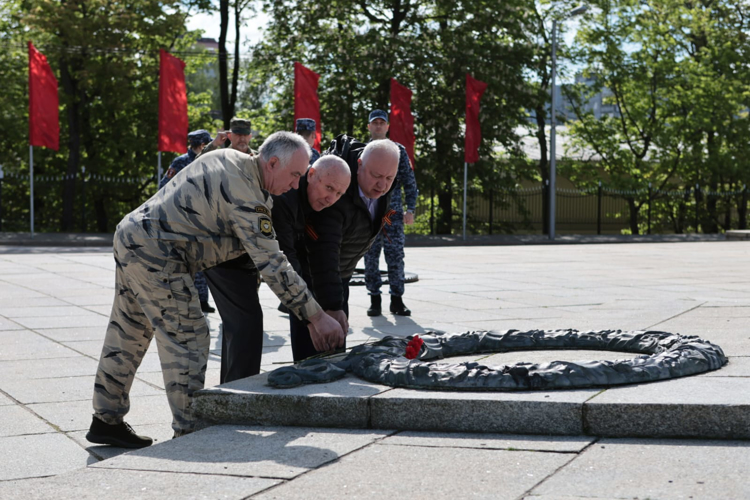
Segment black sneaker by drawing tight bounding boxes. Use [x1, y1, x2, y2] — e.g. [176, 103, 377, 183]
[86, 417, 153, 449]
[200, 301, 216, 313]
[277, 302, 290, 314]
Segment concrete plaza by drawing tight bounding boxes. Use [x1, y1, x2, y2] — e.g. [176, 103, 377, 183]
[0, 239, 748, 499]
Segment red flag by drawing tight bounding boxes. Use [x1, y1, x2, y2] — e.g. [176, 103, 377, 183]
[294, 62, 321, 151]
[28, 42, 59, 151]
[158, 49, 188, 154]
[389, 78, 415, 169]
[464, 73, 487, 164]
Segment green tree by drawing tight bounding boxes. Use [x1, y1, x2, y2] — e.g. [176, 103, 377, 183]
[251, 0, 535, 234]
[0, 0, 217, 232]
[567, 0, 750, 233]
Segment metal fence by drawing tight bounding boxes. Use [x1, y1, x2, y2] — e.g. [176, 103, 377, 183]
[0, 170, 747, 236]
[0, 169, 156, 233]
[414, 183, 749, 235]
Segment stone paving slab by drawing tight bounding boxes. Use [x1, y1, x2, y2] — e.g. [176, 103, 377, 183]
[0, 392, 14, 406]
[0, 405, 57, 437]
[255, 442, 574, 500]
[31, 326, 105, 342]
[382, 431, 594, 452]
[28, 394, 173, 432]
[370, 387, 598, 435]
[0, 306, 102, 318]
[0, 355, 98, 380]
[0, 468, 279, 500]
[527, 438, 750, 500]
[91, 425, 394, 479]
[584, 376, 750, 439]
[702, 356, 750, 377]
[0, 241, 749, 497]
[0, 433, 93, 481]
[11, 314, 109, 330]
[0, 331, 80, 360]
[68, 423, 177, 460]
[196, 373, 389, 429]
[2, 375, 163, 405]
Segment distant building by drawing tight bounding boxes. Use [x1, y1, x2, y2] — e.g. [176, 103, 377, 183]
[530, 74, 621, 123]
[196, 38, 219, 52]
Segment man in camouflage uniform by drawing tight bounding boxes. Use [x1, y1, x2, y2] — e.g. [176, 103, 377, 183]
[295, 118, 320, 165]
[158, 129, 214, 313]
[201, 117, 253, 156]
[86, 132, 345, 449]
[363, 109, 419, 317]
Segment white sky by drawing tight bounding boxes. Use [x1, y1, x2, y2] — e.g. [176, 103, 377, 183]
[185, 8, 269, 51]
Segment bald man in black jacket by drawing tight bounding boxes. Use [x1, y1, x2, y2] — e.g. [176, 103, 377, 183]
[293, 136, 400, 361]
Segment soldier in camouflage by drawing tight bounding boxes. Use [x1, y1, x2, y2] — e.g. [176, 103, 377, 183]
[200, 117, 253, 156]
[86, 132, 346, 449]
[158, 129, 214, 313]
[295, 118, 320, 165]
[363, 109, 419, 317]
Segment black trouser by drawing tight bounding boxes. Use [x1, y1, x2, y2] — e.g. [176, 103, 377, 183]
[204, 262, 263, 384]
[291, 278, 350, 362]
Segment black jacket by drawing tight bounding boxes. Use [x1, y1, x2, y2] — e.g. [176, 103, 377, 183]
[304, 144, 394, 311]
[271, 174, 314, 287]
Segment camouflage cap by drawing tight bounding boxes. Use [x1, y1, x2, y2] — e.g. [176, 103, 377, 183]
[187, 129, 212, 146]
[368, 109, 389, 123]
[230, 117, 252, 135]
[295, 118, 316, 132]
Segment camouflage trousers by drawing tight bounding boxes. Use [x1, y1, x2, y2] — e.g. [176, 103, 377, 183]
[194, 271, 208, 303]
[364, 214, 406, 297]
[92, 232, 210, 434]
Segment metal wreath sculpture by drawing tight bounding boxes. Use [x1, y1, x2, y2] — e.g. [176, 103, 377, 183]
[268, 329, 727, 390]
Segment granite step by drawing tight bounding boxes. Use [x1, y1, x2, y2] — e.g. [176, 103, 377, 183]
[194, 362, 750, 440]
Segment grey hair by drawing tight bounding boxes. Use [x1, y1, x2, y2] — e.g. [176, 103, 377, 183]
[360, 139, 400, 167]
[258, 131, 311, 167]
[312, 155, 351, 178]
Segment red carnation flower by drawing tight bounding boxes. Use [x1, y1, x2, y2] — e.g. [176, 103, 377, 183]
[405, 335, 424, 360]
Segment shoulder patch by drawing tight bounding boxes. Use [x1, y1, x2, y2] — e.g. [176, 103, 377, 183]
[255, 206, 271, 217]
[259, 216, 273, 237]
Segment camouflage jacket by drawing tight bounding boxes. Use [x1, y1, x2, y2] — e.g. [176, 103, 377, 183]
[389, 143, 418, 215]
[309, 148, 320, 166]
[117, 149, 321, 321]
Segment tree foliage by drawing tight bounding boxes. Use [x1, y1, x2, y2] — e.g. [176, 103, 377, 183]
[567, 0, 750, 233]
[249, 0, 537, 233]
[0, 0, 217, 232]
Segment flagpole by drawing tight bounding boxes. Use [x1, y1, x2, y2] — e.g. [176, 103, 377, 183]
[462, 162, 468, 241]
[29, 145, 34, 237]
[158, 151, 162, 181]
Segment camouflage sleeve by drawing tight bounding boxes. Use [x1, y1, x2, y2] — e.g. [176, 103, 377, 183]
[221, 169, 322, 321]
[159, 155, 187, 190]
[398, 145, 418, 211]
[197, 142, 219, 159]
[309, 148, 321, 166]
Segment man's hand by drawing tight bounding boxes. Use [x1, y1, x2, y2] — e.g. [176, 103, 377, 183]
[213, 131, 228, 146]
[326, 309, 349, 335]
[404, 211, 415, 225]
[308, 310, 346, 352]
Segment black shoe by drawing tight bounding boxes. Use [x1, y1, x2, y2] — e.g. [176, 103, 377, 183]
[367, 295, 382, 317]
[200, 301, 215, 313]
[390, 296, 411, 316]
[278, 302, 290, 314]
[86, 417, 153, 449]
